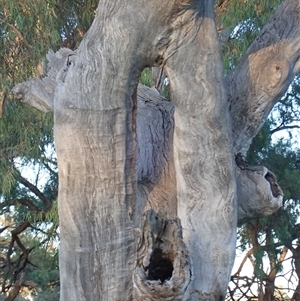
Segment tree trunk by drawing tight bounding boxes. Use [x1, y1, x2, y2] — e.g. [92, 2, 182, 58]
[263, 281, 275, 301]
[291, 246, 300, 300]
[12, 0, 300, 300]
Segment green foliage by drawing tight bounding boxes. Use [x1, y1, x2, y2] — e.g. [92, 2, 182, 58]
[247, 128, 300, 204]
[216, 0, 282, 72]
[0, 104, 53, 196]
[139, 67, 171, 98]
[0, 1, 96, 298]
[0, 224, 60, 296]
[269, 75, 300, 142]
[139, 68, 152, 87]
[0, 0, 96, 220]
[0, 0, 97, 100]
[28, 247, 59, 291]
[234, 106, 300, 299]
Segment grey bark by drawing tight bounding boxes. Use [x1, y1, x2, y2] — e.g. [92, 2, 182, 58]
[226, 0, 300, 155]
[12, 0, 300, 300]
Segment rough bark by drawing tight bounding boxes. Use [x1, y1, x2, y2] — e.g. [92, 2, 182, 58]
[235, 154, 283, 226]
[13, 81, 283, 227]
[12, 0, 300, 300]
[163, 4, 237, 299]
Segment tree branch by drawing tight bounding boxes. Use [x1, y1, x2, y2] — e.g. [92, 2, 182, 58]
[0, 88, 6, 118]
[232, 248, 254, 277]
[17, 174, 52, 211]
[11, 221, 30, 236]
[0, 226, 9, 234]
[12, 48, 75, 112]
[4, 272, 24, 301]
[226, 0, 300, 155]
[270, 124, 300, 135]
[235, 154, 283, 225]
[17, 197, 42, 214]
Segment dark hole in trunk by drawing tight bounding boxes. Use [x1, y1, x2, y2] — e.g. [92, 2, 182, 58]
[265, 171, 283, 198]
[146, 248, 173, 283]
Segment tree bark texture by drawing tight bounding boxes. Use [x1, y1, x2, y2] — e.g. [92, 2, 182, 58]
[226, 0, 300, 155]
[13, 0, 300, 300]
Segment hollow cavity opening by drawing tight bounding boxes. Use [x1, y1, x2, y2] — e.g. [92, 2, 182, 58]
[265, 171, 283, 197]
[146, 248, 174, 283]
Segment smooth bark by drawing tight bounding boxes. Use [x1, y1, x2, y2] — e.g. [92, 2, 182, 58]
[226, 0, 300, 155]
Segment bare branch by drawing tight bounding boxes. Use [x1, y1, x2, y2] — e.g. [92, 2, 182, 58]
[232, 248, 254, 277]
[0, 88, 6, 118]
[17, 198, 42, 214]
[270, 124, 300, 135]
[4, 272, 24, 301]
[12, 48, 75, 112]
[0, 226, 9, 234]
[11, 221, 30, 236]
[17, 174, 52, 211]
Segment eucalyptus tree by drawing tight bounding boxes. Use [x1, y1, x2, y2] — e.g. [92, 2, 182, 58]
[5, 0, 300, 301]
[0, 0, 96, 299]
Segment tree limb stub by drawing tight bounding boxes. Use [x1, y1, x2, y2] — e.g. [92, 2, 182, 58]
[12, 48, 74, 113]
[13, 78, 53, 112]
[235, 153, 283, 226]
[236, 167, 283, 226]
[227, 0, 300, 155]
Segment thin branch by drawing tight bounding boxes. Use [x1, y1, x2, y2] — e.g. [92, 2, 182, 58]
[17, 173, 52, 211]
[5, 22, 32, 50]
[0, 88, 6, 118]
[0, 226, 9, 234]
[232, 248, 254, 277]
[270, 124, 300, 135]
[2, 221, 32, 295]
[2, 237, 14, 293]
[17, 198, 41, 214]
[11, 221, 30, 236]
[4, 272, 24, 301]
[41, 159, 58, 178]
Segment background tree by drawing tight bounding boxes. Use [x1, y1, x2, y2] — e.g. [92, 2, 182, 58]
[227, 114, 300, 300]
[217, 3, 300, 299]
